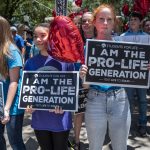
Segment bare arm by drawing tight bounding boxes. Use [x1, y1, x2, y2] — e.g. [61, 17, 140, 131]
[1, 67, 20, 124]
[80, 64, 89, 89]
[22, 47, 26, 64]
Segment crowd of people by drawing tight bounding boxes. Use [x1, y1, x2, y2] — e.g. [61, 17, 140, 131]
[0, 3, 150, 150]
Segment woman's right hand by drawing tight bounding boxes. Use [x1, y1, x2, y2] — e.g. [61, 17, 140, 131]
[79, 64, 88, 79]
[49, 106, 64, 114]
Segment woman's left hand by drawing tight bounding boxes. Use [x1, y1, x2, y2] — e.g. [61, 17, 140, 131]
[1, 109, 10, 124]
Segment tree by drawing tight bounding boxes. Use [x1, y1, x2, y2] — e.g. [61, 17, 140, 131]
[0, 0, 55, 26]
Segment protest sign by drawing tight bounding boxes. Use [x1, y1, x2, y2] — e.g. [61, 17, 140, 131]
[0, 82, 4, 120]
[75, 88, 88, 114]
[114, 35, 150, 44]
[84, 39, 150, 88]
[55, 0, 68, 16]
[19, 71, 79, 111]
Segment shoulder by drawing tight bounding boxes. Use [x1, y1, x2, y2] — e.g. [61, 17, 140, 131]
[142, 31, 148, 35]
[7, 44, 23, 68]
[24, 54, 40, 70]
[26, 54, 40, 64]
[52, 59, 74, 71]
[9, 44, 21, 57]
[120, 31, 128, 36]
[16, 34, 23, 39]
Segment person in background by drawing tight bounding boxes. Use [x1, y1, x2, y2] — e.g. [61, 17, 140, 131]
[24, 30, 33, 62]
[112, 15, 124, 36]
[0, 16, 25, 150]
[79, 4, 131, 150]
[72, 12, 94, 150]
[142, 18, 150, 99]
[30, 44, 39, 57]
[24, 23, 74, 150]
[121, 11, 148, 136]
[10, 26, 26, 63]
[73, 15, 82, 32]
[143, 18, 150, 34]
[81, 12, 95, 44]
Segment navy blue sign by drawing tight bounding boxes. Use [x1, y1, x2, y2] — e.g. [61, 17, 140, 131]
[84, 39, 150, 88]
[55, 0, 68, 16]
[75, 88, 88, 114]
[19, 71, 79, 111]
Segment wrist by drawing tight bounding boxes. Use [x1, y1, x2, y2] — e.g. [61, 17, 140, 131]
[4, 108, 10, 117]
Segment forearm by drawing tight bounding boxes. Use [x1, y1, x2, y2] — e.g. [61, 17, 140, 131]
[82, 84, 89, 89]
[5, 81, 18, 110]
[22, 47, 26, 56]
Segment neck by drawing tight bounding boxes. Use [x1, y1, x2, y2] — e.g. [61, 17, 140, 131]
[96, 33, 112, 40]
[131, 28, 140, 32]
[84, 31, 94, 39]
[40, 49, 49, 56]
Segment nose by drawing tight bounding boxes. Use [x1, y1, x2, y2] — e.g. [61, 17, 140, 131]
[85, 20, 89, 24]
[104, 19, 108, 24]
[36, 37, 41, 42]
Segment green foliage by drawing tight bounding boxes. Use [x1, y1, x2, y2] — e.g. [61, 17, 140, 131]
[81, 0, 133, 15]
[0, 0, 134, 27]
[0, 0, 55, 27]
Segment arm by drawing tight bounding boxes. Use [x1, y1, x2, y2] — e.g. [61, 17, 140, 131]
[1, 67, 20, 124]
[80, 65, 89, 89]
[21, 47, 26, 64]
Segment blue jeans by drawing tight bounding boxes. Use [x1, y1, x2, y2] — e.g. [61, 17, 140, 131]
[125, 88, 147, 126]
[85, 88, 131, 150]
[0, 122, 6, 150]
[6, 113, 26, 150]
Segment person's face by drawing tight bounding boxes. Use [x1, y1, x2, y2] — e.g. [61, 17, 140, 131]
[129, 17, 141, 31]
[82, 13, 94, 33]
[94, 8, 114, 36]
[73, 16, 81, 30]
[34, 26, 49, 51]
[144, 21, 150, 34]
[27, 33, 32, 39]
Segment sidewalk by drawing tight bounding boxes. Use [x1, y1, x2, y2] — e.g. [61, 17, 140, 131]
[5, 99, 150, 150]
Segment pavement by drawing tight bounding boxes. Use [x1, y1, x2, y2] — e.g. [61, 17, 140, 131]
[5, 98, 150, 150]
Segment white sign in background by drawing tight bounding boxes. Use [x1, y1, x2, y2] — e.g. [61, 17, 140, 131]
[114, 35, 150, 44]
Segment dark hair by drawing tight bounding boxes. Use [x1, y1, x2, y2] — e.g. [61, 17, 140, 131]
[34, 23, 50, 30]
[129, 11, 143, 21]
[26, 30, 33, 36]
[142, 17, 150, 27]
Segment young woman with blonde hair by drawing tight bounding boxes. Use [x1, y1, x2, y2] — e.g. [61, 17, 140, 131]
[0, 16, 25, 150]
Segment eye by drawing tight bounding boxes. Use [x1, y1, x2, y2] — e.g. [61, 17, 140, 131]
[82, 20, 86, 24]
[107, 18, 112, 22]
[33, 35, 37, 39]
[41, 34, 46, 38]
[99, 18, 104, 22]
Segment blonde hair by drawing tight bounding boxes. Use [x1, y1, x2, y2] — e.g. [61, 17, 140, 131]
[93, 4, 116, 22]
[0, 16, 14, 78]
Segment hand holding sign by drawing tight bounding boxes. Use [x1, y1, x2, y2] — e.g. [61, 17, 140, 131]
[26, 105, 35, 114]
[79, 64, 88, 79]
[48, 16, 84, 63]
